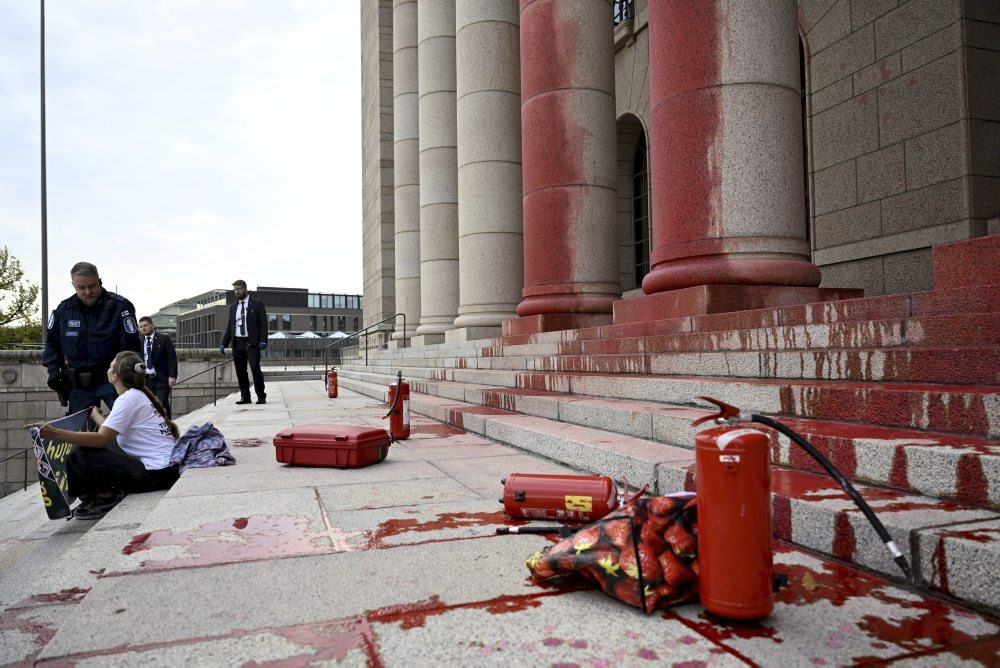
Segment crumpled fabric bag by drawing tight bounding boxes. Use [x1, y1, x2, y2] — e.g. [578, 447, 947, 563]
[526, 494, 699, 613]
[169, 422, 236, 474]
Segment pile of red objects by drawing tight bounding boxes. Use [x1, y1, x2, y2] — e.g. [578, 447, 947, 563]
[526, 494, 699, 613]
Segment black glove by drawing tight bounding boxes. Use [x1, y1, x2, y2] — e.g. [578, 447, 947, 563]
[258, 342, 268, 351]
[219, 345, 225, 354]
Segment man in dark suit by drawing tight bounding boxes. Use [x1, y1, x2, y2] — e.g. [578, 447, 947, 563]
[219, 279, 268, 405]
[138, 316, 179, 418]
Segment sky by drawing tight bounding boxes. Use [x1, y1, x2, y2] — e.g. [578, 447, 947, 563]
[0, 0, 363, 322]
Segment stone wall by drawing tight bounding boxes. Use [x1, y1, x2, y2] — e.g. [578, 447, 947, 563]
[0, 349, 240, 496]
[801, 0, 994, 295]
[361, 0, 397, 333]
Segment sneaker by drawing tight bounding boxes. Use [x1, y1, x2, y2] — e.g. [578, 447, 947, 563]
[73, 490, 126, 520]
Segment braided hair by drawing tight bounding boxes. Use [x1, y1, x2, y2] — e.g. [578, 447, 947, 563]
[111, 351, 180, 439]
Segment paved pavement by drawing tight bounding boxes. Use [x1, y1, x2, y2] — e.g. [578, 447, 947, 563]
[2, 380, 1000, 666]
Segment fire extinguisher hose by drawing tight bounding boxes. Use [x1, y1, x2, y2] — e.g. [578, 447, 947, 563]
[383, 370, 403, 419]
[750, 413, 913, 582]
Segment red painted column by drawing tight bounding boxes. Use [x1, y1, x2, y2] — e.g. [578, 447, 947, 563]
[516, 0, 620, 318]
[642, 1, 820, 294]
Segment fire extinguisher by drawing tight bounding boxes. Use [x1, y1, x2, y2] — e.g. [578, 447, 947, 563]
[695, 427, 774, 620]
[692, 396, 913, 621]
[500, 473, 620, 522]
[499, 474, 648, 523]
[326, 368, 338, 399]
[384, 370, 410, 440]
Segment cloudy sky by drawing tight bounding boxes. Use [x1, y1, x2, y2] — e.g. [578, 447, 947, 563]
[0, 0, 362, 322]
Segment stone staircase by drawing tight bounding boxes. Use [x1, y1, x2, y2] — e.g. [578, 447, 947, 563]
[337, 234, 1000, 614]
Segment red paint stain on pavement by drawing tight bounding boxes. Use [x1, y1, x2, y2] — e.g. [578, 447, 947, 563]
[410, 423, 464, 438]
[119, 516, 358, 570]
[365, 511, 508, 549]
[11, 587, 90, 607]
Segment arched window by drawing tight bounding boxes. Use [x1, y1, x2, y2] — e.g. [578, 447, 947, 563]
[632, 130, 651, 283]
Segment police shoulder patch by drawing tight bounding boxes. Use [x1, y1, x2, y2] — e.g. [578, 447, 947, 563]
[124, 317, 138, 334]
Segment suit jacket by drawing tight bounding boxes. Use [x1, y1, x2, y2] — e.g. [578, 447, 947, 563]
[221, 296, 268, 348]
[144, 331, 178, 381]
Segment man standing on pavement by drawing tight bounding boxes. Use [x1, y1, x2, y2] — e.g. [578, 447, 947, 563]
[219, 279, 268, 405]
[138, 316, 178, 418]
[43, 262, 142, 413]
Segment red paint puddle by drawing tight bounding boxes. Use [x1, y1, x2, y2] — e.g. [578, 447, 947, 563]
[772, 545, 1000, 657]
[118, 516, 361, 571]
[365, 511, 508, 549]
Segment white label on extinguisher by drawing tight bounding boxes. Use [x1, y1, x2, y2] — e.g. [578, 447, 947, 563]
[402, 399, 410, 426]
[716, 428, 764, 450]
[719, 454, 740, 463]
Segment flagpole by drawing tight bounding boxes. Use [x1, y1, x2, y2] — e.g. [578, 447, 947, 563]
[40, 0, 50, 343]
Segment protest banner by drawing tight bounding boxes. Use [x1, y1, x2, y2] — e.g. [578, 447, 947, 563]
[29, 409, 91, 520]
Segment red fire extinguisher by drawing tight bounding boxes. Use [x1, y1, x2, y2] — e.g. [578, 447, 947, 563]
[692, 396, 913, 621]
[384, 371, 410, 440]
[695, 426, 774, 620]
[326, 368, 338, 399]
[500, 473, 621, 522]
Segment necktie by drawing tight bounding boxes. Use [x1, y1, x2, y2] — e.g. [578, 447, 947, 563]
[145, 337, 152, 366]
[239, 301, 247, 337]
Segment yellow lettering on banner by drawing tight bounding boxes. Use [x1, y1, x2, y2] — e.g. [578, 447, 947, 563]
[565, 495, 593, 512]
[46, 441, 72, 461]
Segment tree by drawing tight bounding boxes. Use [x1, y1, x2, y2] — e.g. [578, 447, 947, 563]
[0, 246, 40, 327]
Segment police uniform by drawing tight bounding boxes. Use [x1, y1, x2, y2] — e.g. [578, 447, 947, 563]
[43, 289, 142, 413]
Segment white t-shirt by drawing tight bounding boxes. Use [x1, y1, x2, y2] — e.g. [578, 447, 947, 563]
[102, 388, 175, 470]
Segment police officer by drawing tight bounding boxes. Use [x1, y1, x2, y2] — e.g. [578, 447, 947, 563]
[43, 262, 142, 413]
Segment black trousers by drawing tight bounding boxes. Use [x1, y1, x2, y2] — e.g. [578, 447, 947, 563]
[232, 339, 266, 400]
[66, 447, 179, 497]
[148, 378, 172, 419]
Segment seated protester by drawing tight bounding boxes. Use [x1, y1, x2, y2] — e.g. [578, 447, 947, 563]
[28, 351, 180, 520]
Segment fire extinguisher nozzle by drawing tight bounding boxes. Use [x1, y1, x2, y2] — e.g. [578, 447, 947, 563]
[500, 478, 506, 485]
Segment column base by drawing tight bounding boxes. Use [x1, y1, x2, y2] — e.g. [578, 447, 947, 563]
[445, 326, 501, 343]
[387, 339, 410, 350]
[411, 333, 446, 347]
[502, 313, 613, 337]
[613, 285, 864, 324]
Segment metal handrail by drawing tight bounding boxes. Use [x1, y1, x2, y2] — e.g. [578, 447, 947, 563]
[0, 445, 33, 497]
[324, 313, 406, 383]
[172, 358, 232, 407]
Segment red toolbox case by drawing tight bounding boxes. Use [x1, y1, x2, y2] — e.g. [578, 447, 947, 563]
[273, 424, 392, 468]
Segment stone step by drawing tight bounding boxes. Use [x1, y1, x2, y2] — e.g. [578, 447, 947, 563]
[492, 283, 1000, 349]
[932, 233, 1000, 290]
[530, 346, 1000, 386]
[338, 369, 1000, 508]
[337, 374, 1000, 613]
[342, 362, 1000, 438]
[561, 311, 1000, 355]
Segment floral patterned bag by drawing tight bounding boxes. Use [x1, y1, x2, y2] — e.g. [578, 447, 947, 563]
[526, 494, 699, 613]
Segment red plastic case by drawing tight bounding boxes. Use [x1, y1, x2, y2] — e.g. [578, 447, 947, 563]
[273, 424, 391, 468]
